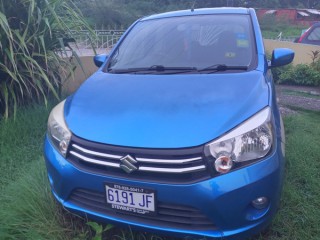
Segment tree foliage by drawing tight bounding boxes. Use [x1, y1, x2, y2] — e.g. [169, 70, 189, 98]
[74, 0, 320, 28]
[0, 0, 92, 118]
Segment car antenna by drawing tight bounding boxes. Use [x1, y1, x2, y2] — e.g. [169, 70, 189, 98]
[191, 0, 197, 12]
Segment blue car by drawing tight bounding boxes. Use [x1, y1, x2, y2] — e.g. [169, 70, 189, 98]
[44, 7, 294, 239]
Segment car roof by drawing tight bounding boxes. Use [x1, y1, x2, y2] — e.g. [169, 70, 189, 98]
[311, 22, 320, 27]
[141, 7, 250, 21]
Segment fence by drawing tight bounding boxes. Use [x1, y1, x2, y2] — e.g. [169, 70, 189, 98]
[266, 32, 298, 42]
[72, 29, 299, 49]
[71, 30, 125, 49]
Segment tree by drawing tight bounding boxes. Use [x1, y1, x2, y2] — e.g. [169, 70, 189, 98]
[73, 0, 319, 29]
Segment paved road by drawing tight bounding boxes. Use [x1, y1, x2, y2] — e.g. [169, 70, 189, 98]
[276, 85, 320, 114]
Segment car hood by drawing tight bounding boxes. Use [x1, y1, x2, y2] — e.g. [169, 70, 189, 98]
[65, 71, 269, 148]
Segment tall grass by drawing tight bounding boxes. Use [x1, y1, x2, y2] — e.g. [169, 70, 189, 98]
[0, 103, 52, 189]
[255, 110, 320, 239]
[0, 101, 90, 239]
[0, 160, 89, 240]
[0, 0, 93, 118]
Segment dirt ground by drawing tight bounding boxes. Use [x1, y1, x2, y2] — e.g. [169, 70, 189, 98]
[276, 84, 320, 115]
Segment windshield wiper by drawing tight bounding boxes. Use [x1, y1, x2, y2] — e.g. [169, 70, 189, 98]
[108, 65, 197, 74]
[148, 65, 198, 74]
[198, 64, 248, 73]
[108, 64, 248, 74]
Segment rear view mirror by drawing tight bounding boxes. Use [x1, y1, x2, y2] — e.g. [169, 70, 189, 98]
[269, 48, 294, 68]
[93, 54, 108, 67]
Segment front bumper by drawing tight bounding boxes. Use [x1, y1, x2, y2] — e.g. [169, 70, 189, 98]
[44, 135, 284, 239]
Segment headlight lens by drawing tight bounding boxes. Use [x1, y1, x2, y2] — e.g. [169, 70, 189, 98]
[47, 100, 71, 157]
[205, 107, 273, 173]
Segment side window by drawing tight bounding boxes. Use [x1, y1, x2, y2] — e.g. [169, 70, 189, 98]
[307, 27, 320, 41]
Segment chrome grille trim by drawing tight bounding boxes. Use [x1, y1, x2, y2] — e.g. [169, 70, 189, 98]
[68, 142, 208, 176]
[69, 151, 120, 168]
[72, 144, 122, 159]
[72, 144, 203, 164]
[135, 156, 202, 164]
[139, 165, 206, 173]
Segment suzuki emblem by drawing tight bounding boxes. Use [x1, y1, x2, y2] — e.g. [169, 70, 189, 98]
[120, 155, 138, 173]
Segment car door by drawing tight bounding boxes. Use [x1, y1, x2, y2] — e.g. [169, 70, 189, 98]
[302, 25, 320, 45]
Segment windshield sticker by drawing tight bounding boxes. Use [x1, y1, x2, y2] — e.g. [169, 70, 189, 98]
[236, 33, 249, 47]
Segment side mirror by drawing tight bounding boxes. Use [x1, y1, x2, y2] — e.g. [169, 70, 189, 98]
[269, 48, 294, 68]
[93, 54, 108, 67]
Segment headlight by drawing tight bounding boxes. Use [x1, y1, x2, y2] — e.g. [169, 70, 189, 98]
[205, 107, 273, 174]
[47, 100, 71, 157]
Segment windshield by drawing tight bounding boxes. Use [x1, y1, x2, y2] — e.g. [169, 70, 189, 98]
[106, 14, 256, 72]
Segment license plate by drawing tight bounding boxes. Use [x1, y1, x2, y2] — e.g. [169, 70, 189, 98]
[105, 183, 156, 215]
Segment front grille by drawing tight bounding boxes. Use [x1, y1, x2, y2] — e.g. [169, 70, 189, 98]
[69, 188, 216, 231]
[67, 135, 210, 183]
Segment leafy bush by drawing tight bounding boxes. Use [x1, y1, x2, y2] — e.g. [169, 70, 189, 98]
[271, 64, 293, 83]
[0, 0, 92, 118]
[275, 64, 320, 86]
[271, 51, 320, 87]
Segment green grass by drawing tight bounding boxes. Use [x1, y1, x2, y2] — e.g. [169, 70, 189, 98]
[0, 102, 90, 239]
[1, 104, 320, 239]
[261, 28, 303, 39]
[282, 89, 320, 99]
[255, 110, 320, 239]
[0, 104, 51, 189]
[0, 160, 89, 240]
[259, 17, 306, 39]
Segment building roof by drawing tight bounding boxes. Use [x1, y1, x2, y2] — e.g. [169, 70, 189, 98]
[265, 10, 277, 14]
[306, 9, 320, 15]
[297, 11, 309, 17]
